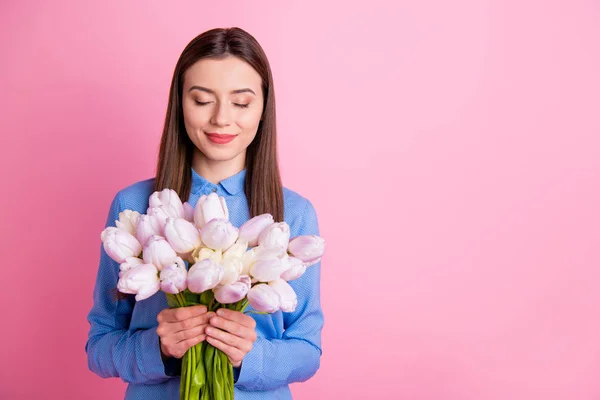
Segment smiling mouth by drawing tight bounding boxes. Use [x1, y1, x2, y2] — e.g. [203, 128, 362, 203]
[205, 132, 237, 144]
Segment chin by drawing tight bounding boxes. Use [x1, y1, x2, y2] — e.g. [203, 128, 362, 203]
[197, 146, 244, 163]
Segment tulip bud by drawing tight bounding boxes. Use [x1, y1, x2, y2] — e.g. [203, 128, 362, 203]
[238, 214, 274, 247]
[220, 258, 243, 286]
[143, 235, 178, 271]
[250, 253, 290, 283]
[192, 247, 223, 264]
[149, 189, 184, 219]
[101, 227, 143, 263]
[223, 239, 248, 261]
[247, 284, 280, 313]
[213, 275, 251, 304]
[268, 279, 298, 312]
[288, 235, 325, 264]
[241, 248, 257, 276]
[119, 257, 144, 278]
[258, 222, 291, 251]
[200, 218, 238, 251]
[160, 257, 188, 294]
[117, 263, 160, 301]
[135, 214, 161, 248]
[187, 258, 224, 293]
[279, 257, 307, 281]
[194, 192, 229, 228]
[115, 210, 140, 236]
[147, 206, 170, 235]
[183, 202, 194, 222]
[164, 217, 202, 254]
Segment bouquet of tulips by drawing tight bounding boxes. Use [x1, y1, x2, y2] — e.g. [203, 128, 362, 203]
[100, 189, 325, 400]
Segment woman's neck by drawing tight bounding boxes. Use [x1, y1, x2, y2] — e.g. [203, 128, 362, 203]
[192, 150, 246, 185]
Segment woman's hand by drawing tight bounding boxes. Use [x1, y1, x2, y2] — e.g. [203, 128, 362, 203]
[156, 305, 216, 359]
[205, 308, 257, 367]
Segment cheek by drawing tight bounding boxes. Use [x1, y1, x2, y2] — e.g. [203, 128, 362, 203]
[237, 109, 263, 131]
[183, 102, 209, 129]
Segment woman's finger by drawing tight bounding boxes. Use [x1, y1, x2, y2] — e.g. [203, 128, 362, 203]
[206, 335, 245, 364]
[216, 308, 256, 329]
[205, 325, 252, 353]
[210, 315, 255, 341]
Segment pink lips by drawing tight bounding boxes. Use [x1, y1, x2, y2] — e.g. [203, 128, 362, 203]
[206, 133, 237, 144]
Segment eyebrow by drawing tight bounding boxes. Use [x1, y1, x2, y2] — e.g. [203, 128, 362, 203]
[188, 86, 256, 95]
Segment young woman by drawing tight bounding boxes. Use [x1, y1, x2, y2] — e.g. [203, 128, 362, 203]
[85, 27, 324, 399]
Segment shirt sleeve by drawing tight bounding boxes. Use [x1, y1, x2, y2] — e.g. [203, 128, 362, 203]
[85, 192, 173, 384]
[234, 199, 324, 391]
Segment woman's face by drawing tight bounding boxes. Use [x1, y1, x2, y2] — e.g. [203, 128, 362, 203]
[182, 56, 264, 164]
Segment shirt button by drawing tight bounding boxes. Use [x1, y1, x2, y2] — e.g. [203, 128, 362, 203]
[211, 187, 217, 193]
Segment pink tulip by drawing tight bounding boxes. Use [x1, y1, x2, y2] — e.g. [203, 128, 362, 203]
[288, 235, 325, 264]
[147, 206, 170, 235]
[183, 202, 194, 222]
[247, 284, 280, 313]
[149, 189, 184, 219]
[187, 259, 224, 293]
[135, 214, 161, 247]
[143, 235, 178, 271]
[117, 263, 160, 301]
[250, 255, 290, 283]
[269, 279, 298, 312]
[258, 222, 290, 251]
[200, 218, 238, 250]
[194, 192, 229, 228]
[213, 275, 251, 304]
[279, 257, 307, 281]
[238, 214, 274, 247]
[118, 257, 144, 278]
[101, 227, 142, 263]
[160, 258, 188, 294]
[164, 217, 202, 254]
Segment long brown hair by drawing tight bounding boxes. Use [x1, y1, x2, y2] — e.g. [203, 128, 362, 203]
[153, 27, 284, 221]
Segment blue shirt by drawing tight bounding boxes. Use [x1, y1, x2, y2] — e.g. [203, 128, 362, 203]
[86, 167, 324, 399]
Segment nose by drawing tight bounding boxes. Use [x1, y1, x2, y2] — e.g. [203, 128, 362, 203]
[210, 101, 232, 127]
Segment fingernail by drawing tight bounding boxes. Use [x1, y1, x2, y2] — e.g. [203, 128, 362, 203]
[217, 309, 224, 316]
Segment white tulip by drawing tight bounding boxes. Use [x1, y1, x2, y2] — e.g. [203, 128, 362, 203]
[220, 258, 243, 286]
[223, 239, 248, 261]
[115, 210, 140, 236]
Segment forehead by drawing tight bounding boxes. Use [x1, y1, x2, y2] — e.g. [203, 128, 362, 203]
[183, 56, 262, 93]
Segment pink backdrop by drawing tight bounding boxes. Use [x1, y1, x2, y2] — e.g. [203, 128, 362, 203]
[1, 1, 600, 399]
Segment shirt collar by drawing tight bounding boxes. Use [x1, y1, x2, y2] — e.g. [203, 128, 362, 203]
[191, 167, 246, 195]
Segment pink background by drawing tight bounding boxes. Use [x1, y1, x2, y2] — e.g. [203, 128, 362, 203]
[1, 1, 600, 399]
